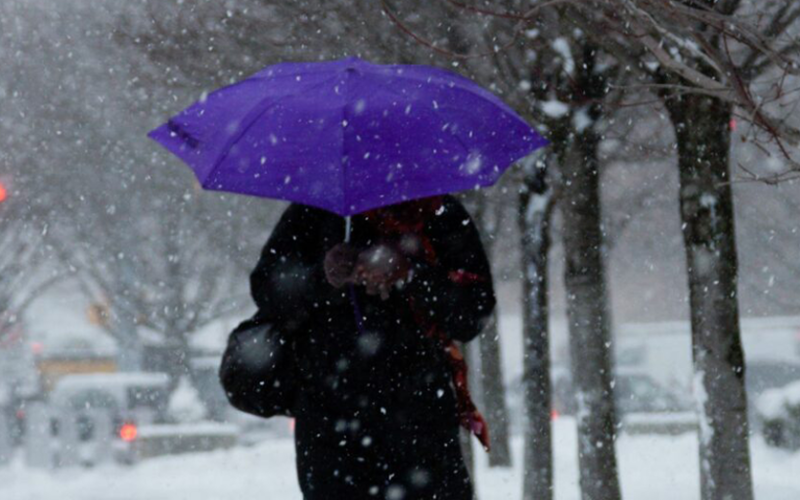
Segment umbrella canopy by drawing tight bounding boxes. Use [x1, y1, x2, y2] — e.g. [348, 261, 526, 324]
[149, 57, 548, 216]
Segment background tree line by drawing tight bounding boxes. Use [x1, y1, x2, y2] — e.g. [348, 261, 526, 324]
[1, 1, 799, 499]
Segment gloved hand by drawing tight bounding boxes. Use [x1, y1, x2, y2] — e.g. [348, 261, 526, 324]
[353, 243, 411, 300]
[324, 243, 359, 289]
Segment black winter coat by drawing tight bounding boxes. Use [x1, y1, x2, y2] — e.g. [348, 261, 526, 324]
[220, 195, 495, 500]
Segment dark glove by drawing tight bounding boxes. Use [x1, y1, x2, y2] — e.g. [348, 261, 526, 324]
[324, 243, 359, 288]
[353, 243, 411, 300]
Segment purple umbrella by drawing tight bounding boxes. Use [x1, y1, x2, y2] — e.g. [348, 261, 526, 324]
[151, 59, 547, 449]
[148, 57, 547, 217]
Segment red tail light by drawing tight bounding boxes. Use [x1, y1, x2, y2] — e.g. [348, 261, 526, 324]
[119, 423, 138, 442]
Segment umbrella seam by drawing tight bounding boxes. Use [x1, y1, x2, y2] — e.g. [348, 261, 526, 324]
[377, 69, 522, 123]
[358, 71, 536, 171]
[357, 68, 529, 132]
[200, 74, 341, 189]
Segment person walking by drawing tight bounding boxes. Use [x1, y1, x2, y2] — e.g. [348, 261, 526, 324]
[220, 194, 495, 500]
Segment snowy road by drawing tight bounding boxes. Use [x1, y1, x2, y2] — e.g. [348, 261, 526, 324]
[4, 418, 800, 500]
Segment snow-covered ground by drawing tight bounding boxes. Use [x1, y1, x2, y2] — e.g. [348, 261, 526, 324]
[4, 418, 799, 500]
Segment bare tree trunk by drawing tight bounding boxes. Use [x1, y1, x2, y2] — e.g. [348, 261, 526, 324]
[109, 251, 145, 372]
[113, 311, 144, 372]
[160, 340, 193, 394]
[477, 312, 512, 467]
[459, 340, 477, 499]
[559, 127, 621, 500]
[471, 194, 512, 468]
[518, 156, 554, 500]
[666, 93, 753, 500]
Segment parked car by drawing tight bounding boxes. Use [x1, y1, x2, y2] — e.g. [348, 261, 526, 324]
[49, 372, 170, 465]
[508, 367, 697, 435]
[746, 360, 800, 429]
[756, 379, 800, 450]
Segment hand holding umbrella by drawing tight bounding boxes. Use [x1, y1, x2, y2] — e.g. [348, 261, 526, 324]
[324, 242, 411, 300]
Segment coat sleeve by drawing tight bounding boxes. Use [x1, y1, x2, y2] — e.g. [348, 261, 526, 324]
[248, 203, 328, 333]
[405, 197, 496, 343]
[219, 204, 325, 418]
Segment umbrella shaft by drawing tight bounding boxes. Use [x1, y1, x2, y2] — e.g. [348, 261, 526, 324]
[343, 216, 365, 335]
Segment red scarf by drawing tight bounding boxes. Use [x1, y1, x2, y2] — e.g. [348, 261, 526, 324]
[364, 198, 491, 452]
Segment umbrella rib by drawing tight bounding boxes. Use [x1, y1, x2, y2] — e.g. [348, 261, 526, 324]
[381, 69, 531, 130]
[200, 74, 341, 189]
[341, 70, 352, 215]
[393, 70, 509, 110]
[341, 102, 348, 215]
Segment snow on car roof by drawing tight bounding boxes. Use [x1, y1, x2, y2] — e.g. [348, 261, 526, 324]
[54, 372, 170, 392]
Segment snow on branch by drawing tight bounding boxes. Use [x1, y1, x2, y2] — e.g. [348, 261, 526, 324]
[383, 0, 800, 181]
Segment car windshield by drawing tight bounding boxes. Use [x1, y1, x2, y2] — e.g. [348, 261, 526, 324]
[127, 386, 168, 420]
[68, 390, 118, 412]
[616, 375, 686, 413]
[746, 363, 800, 395]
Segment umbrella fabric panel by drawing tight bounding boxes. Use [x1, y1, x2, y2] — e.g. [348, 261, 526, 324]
[340, 70, 544, 214]
[149, 71, 340, 185]
[200, 87, 348, 214]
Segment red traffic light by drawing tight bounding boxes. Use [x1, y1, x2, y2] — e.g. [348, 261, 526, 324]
[119, 423, 138, 442]
[0, 182, 7, 203]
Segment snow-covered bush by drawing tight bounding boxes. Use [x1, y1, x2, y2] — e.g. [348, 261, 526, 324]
[757, 381, 800, 450]
[168, 377, 208, 424]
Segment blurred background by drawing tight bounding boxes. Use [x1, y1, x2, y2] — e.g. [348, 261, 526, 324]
[1, 1, 799, 499]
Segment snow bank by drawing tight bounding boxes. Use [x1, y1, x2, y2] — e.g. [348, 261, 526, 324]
[167, 377, 208, 423]
[5, 418, 800, 500]
[758, 381, 800, 420]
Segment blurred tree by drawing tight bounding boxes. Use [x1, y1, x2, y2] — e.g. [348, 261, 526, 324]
[463, 190, 514, 468]
[517, 152, 556, 500]
[617, 3, 800, 497]
[559, 2, 800, 497]
[0, 185, 62, 344]
[0, 5, 68, 346]
[0, 1, 277, 389]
